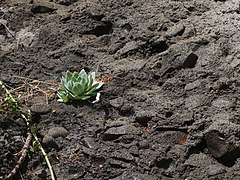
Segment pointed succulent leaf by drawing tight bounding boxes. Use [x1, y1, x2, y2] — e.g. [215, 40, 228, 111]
[92, 81, 104, 90]
[81, 77, 88, 92]
[65, 71, 73, 82]
[61, 77, 66, 86]
[71, 94, 81, 100]
[76, 74, 82, 82]
[57, 90, 69, 103]
[0, 81, 4, 91]
[71, 84, 80, 95]
[95, 82, 104, 89]
[79, 69, 87, 79]
[65, 81, 74, 91]
[75, 82, 84, 95]
[85, 84, 100, 95]
[90, 72, 96, 81]
[79, 95, 91, 100]
[86, 73, 94, 91]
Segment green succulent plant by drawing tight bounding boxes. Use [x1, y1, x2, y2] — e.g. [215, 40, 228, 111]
[0, 80, 4, 91]
[57, 69, 104, 103]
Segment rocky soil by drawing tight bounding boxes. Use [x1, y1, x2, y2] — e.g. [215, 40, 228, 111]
[0, 0, 239, 179]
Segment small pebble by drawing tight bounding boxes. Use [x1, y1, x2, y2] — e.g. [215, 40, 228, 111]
[47, 127, 69, 138]
[42, 135, 59, 149]
[30, 103, 51, 114]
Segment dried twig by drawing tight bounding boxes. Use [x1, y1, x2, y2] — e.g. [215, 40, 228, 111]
[12, 75, 59, 86]
[4, 132, 32, 180]
[1, 81, 56, 180]
[8, 79, 58, 104]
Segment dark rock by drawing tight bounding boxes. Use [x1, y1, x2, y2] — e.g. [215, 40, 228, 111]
[111, 172, 158, 180]
[82, 137, 96, 148]
[53, 0, 78, 6]
[47, 127, 69, 138]
[31, 5, 57, 14]
[204, 130, 230, 159]
[30, 103, 52, 115]
[117, 41, 139, 57]
[111, 150, 134, 162]
[135, 110, 154, 125]
[119, 104, 134, 117]
[121, 23, 133, 33]
[109, 97, 124, 108]
[204, 130, 240, 165]
[0, 23, 7, 36]
[92, 157, 106, 168]
[109, 159, 130, 168]
[109, 42, 124, 55]
[83, 21, 113, 37]
[42, 135, 59, 149]
[154, 156, 173, 169]
[182, 53, 198, 68]
[150, 39, 169, 54]
[138, 140, 149, 149]
[81, 146, 96, 156]
[103, 124, 141, 141]
[129, 145, 139, 156]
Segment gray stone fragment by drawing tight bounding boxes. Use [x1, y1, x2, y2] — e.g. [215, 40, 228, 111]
[184, 153, 215, 167]
[165, 23, 185, 37]
[185, 80, 201, 91]
[207, 114, 239, 136]
[129, 145, 139, 156]
[212, 97, 235, 108]
[47, 127, 69, 138]
[110, 172, 158, 180]
[105, 124, 141, 136]
[103, 124, 141, 141]
[185, 95, 204, 109]
[109, 97, 124, 108]
[207, 164, 226, 176]
[109, 42, 124, 55]
[138, 139, 149, 149]
[82, 137, 96, 149]
[81, 146, 96, 156]
[109, 159, 130, 168]
[30, 103, 51, 114]
[16, 27, 39, 48]
[117, 41, 139, 57]
[111, 150, 134, 162]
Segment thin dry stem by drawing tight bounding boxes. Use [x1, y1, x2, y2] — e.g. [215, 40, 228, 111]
[4, 132, 32, 180]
